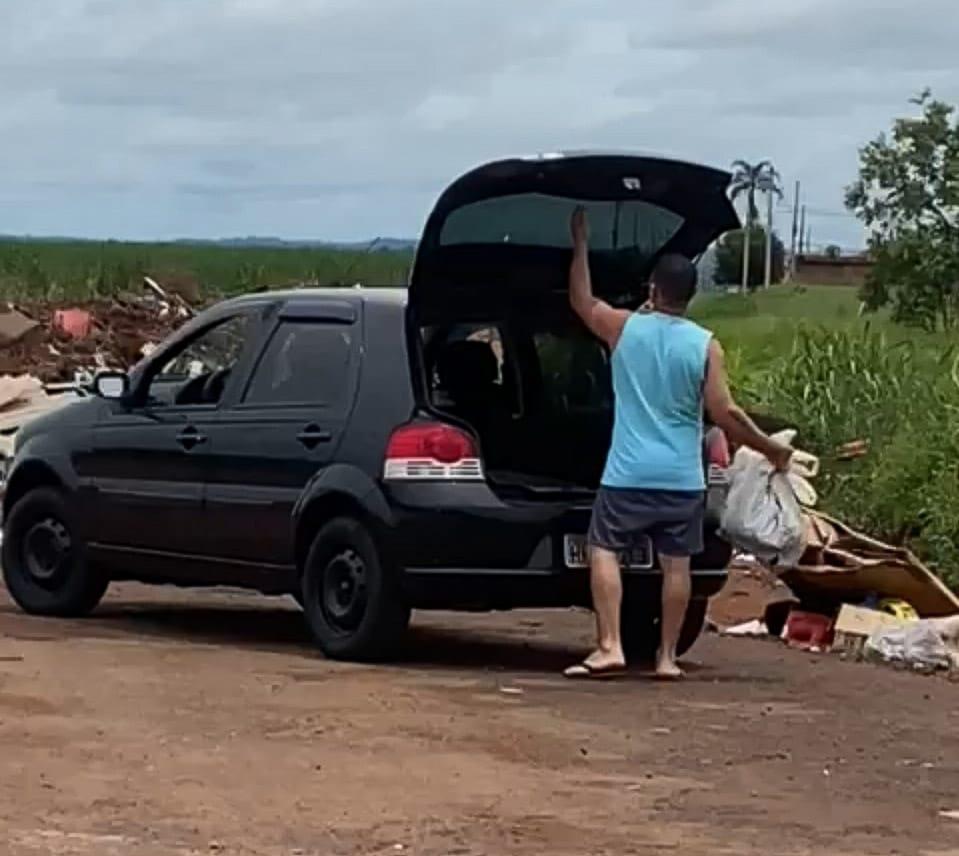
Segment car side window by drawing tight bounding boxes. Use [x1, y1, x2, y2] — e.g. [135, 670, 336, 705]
[145, 315, 251, 408]
[243, 321, 354, 407]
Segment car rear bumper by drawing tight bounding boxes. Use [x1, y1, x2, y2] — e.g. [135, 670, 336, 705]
[384, 481, 730, 609]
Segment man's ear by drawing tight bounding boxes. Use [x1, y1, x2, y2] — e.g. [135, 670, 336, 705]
[648, 283, 657, 304]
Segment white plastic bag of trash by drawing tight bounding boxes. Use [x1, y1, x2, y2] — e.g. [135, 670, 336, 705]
[865, 617, 959, 671]
[719, 430, 818, 569]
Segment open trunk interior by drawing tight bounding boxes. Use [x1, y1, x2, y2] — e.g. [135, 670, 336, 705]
[419, 306, 616, 498]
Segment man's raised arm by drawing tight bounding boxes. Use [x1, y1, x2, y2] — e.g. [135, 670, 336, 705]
[569, 207, 629, 349]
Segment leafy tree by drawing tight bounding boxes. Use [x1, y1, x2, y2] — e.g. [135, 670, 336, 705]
[825, 244, 842, 260]
[714, 226, 785, 290]
[730, 160, 782, 291]
[846, 91, 959, 330]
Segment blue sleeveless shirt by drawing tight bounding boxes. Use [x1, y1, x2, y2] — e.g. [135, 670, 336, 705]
[601, 312, 712, 492]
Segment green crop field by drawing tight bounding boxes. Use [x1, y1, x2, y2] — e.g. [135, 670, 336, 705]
[0, 239, 413, 301]
[694, 285, 959, 587]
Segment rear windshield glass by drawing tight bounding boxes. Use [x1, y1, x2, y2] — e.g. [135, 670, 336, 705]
[438, 193, 684, 252]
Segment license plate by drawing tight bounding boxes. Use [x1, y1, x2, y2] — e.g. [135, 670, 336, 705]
[563, 534, 653, 569]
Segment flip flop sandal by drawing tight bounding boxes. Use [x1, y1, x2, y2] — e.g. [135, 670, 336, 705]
[644, 668, 685, 681]
[563, 661, 627, 680]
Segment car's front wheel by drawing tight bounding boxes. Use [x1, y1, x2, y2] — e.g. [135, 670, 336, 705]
[2, 487, 109, 616]
[300, 517, 410, 661]
[620, 597, 708, 663]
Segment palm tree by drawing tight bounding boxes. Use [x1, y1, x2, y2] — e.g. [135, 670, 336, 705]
[730, 160, 783, 291]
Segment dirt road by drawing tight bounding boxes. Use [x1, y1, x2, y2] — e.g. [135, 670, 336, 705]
[0, 584, 957, 856]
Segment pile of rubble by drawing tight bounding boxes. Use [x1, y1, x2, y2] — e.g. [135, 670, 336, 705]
[0, 278, 195, 461]
[0, 278, 193, 383]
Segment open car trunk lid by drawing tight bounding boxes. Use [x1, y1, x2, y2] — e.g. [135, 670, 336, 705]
[409, 151, 740, 323]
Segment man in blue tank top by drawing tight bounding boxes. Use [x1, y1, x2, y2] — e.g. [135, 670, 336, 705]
[564, 208, 792, 680]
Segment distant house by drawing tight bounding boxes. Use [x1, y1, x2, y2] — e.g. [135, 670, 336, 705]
[795, 253, 873, 287]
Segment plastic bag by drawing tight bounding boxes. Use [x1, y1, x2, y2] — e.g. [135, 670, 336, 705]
[865, 620, 956, 671]
[719, 430, 818, 568]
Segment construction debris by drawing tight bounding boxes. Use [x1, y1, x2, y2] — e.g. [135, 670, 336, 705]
[0, 278, 192, 383]
[0, 278, 196, 464]
[52, 308, 93, 340]
[0, 309, 39, 348]
[0, 375, 80, 458]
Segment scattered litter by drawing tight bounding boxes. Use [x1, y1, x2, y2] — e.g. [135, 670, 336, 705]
[939, 810, 959, 821]
[651, 727, 672, 735]
[52, 308, 93, 340]
[143, 275, 195, 319]
[865, 620, 958, 672]
[836, 439, 869, 461]
[782, 513, 959, 619]
[784, 610, 834, 652]
[721, 619, 768, 637]
[833, 603, 913, 659]
[878, 598, 919, 622]
[499, 686, 524, 696]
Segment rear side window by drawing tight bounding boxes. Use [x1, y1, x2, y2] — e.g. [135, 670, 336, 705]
[244, 321, 354, 406]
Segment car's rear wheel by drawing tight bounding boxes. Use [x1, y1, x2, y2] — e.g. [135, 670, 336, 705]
[2, 487, 108, 617]
[300, 517, 410, 661]
[620, 597, 708, 663]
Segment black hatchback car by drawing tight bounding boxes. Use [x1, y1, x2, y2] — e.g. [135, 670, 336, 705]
[2, 152, 740, 661]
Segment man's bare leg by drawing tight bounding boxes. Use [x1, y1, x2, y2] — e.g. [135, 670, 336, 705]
[657, 553, 691, 678]
[583, 546, 626, 670]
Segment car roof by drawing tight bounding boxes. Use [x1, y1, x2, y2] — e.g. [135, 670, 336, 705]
[220, 286, 408, 311]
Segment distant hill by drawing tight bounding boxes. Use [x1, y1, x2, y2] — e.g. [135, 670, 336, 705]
[0, 234, 417, 253]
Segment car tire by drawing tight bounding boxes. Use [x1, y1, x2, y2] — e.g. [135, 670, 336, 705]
[300, 517, 410, 661]
[2, 487, 109, 617]
[620, 598, 708, 663]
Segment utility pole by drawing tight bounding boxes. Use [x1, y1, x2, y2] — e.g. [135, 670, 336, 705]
[799, 205, 807, 255]
[789, 180, 800, 280]
[806, 224, 812, 255]
[764, 187, 774, 289]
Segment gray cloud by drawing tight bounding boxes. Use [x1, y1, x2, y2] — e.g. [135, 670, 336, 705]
[2, 0, 957, 247]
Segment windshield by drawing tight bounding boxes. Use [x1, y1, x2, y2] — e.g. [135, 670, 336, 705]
[439, 193, 684, 255]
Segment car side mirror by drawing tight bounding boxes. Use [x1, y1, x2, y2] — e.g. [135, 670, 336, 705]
[93, 371, 129, 401]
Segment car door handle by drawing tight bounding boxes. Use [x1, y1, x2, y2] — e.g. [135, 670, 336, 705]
[176, 426, 208, 450]
[296, 424, 332, 449]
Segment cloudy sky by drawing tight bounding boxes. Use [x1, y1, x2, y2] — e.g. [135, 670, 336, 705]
[3, 0, 957, 249]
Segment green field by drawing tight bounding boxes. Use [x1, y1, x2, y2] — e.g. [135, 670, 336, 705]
[694, 285, 959, 587]
[0, 239, 413, 301]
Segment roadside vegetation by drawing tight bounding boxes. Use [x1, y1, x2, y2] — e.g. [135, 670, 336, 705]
[694, 285, 959, 588]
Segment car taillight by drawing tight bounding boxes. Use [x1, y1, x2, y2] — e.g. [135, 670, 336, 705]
[383, 422, 484, 481]
[706, 427, 730, 486]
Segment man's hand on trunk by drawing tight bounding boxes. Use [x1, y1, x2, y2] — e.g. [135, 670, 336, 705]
[570, 206, 588, 247]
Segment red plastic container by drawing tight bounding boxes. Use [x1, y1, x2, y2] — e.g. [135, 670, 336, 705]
[784, 610, 835, 651]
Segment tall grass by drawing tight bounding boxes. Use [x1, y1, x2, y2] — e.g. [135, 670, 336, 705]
[695, 288, 959, 588]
